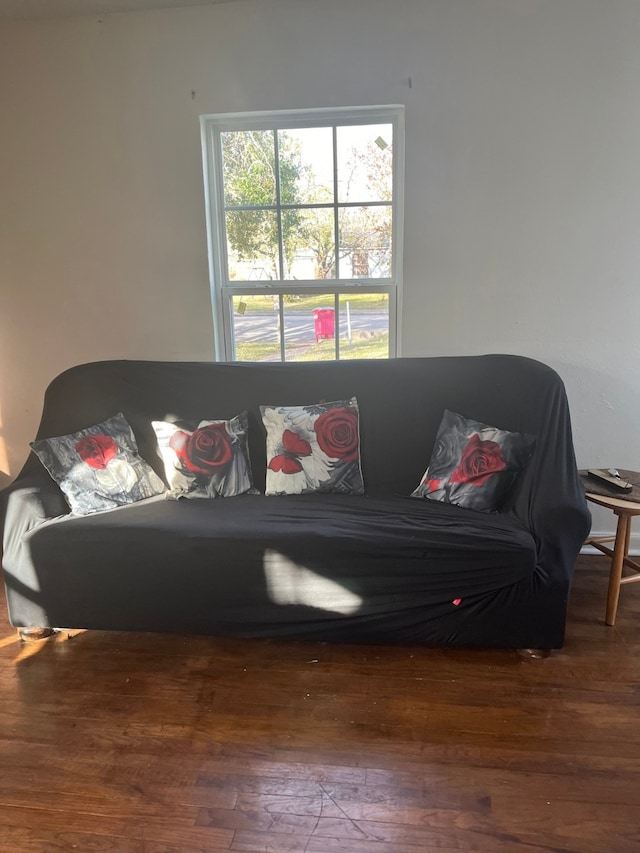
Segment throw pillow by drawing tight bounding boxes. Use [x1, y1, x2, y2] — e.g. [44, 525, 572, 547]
[411, 409, 535, 512]
[151, 412, 255, 499]
[30, 412, 165, 515]
[261, 397, 365, 496]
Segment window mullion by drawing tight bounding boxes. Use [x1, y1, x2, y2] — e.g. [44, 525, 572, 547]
[332, 125, 340, 281]
[273, 130, 285, 281]
[278, 295, 285, 362]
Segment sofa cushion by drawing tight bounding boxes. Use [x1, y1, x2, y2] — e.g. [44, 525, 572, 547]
[260, 398, 365, 496]
[24, 493, 536, 641]
[152, 412, 255, 499]
[30, 412, 165, 515]
[412, 409, 535, 512]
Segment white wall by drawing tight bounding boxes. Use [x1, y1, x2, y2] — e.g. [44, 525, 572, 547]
[1, 0, 639, 541]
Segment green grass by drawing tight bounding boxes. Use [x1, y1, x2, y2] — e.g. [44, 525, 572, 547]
[235, 333, 389, 362]
[235, 293, 388, 313]
[234, 341, 282, 362]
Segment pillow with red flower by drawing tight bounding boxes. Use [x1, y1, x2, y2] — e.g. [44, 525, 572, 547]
[261, 398, 364, 496]
[152, 412, 256, 499]
[411, 410, 535, 512]
[30, 412, 165, 515]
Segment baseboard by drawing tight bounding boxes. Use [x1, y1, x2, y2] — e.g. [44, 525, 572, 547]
[581, 530, 640, 557]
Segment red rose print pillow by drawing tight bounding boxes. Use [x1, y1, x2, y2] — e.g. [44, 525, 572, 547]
[411, 410, 535, 512]
[30, 413, 165, 515]
[261, 398, 365, 496]
[152, 412, 256, 499]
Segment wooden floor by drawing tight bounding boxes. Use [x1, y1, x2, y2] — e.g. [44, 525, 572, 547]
[0, 555, 639, 853]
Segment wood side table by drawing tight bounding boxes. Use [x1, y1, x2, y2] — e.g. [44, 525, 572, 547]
[585, 492, 640, 625]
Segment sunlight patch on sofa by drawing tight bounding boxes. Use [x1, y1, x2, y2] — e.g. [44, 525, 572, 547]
[263, 549, 363, 615]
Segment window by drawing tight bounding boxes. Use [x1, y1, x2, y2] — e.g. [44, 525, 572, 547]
[200, 106, 404, 362]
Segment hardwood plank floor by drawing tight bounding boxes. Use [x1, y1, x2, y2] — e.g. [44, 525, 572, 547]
[0, 555, 638, 852]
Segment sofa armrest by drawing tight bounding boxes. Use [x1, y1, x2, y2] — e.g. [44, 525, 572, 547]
[0, 475, 69, 628]
[1, 475, 69, 565]
[527, 498, 591, 584]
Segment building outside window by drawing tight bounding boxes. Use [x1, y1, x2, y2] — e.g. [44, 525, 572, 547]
[200, 105, 404, 362]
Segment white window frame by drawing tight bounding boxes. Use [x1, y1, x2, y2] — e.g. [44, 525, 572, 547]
[200, 105, 405, 362]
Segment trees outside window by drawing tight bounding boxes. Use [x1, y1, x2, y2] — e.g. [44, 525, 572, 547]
[201, 106, 404, 362]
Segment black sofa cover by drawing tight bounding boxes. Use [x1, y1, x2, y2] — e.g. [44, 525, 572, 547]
[0, 355, 590, 649]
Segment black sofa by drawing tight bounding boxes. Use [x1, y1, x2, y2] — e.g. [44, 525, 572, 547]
[0, 355, 590, 650]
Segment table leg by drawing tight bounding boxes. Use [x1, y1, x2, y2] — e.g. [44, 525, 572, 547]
[605, 513, 630, 626]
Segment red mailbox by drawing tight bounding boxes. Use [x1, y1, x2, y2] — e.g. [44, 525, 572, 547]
[313, 308, 335, 342]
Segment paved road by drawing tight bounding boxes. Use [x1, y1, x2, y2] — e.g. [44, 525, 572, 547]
[234, 311, 387, 343]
